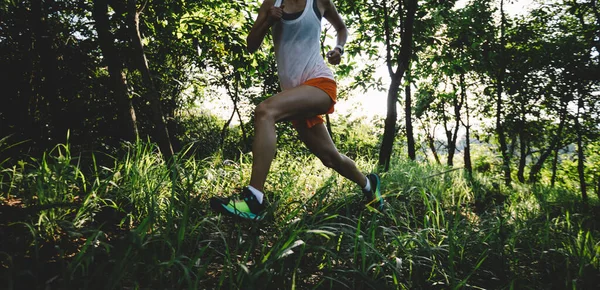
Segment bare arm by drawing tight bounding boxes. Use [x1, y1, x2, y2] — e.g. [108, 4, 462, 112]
[322, 0, 348, 65]
[247, 0, 284, 53]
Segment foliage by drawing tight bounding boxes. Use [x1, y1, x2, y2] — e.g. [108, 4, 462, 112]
[331, 115, 383, 160]
[1, 138, 599, 289]
[1, 0, 600, 287]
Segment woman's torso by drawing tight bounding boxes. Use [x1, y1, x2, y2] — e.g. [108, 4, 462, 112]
[272, 0, 334, 90]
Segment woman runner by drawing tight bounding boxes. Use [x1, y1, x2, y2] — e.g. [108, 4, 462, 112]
[210, 0, 383, 220]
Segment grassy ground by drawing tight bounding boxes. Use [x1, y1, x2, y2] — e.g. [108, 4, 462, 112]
[1, 141, 599, 289]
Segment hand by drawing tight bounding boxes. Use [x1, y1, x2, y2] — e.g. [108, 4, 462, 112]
[326, 48, 342, 65]
[268, 4, 285, 24]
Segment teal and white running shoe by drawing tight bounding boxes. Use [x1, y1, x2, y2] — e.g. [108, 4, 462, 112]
[363, 173, 384, 210]
[210, 187, 267, 220]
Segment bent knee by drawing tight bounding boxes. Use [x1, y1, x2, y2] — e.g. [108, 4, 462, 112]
[319, 152, 344, 169]
[255, 102, 274, 123]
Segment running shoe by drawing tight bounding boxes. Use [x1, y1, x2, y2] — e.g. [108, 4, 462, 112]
[363, 173, 384, 210]
[210, 187, 267, 220]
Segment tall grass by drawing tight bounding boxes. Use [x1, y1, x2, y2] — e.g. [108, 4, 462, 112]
[1, 140, 599, 289]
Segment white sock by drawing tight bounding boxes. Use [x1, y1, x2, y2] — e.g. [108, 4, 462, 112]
[247, 185, 264, 204]
[363, 176, 371, 192]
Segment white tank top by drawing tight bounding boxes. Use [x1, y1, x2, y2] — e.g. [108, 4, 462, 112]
[272, 0, 335, 90]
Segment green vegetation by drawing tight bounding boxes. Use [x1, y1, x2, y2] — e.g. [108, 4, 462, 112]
[2, 129, 598, 289]
[1, 0, 599, 288]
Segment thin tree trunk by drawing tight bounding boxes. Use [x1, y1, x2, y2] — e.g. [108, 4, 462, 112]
[551, 145, 560, 187]
[442, 105, 454, 166]
[450, 104, 460, 167]
[221, 105, 236, 149]
[127, 0, 174, 161]
[405, 70, 415, 161]
[596, 174, 600, 200]
[380, 79, 401, 170]
[517, 104, 526, 183]
[93, 0, 138, 142]
[220, 76, 249, 151]
[496, 0, 511, 186]
[575, 97, 587, 202]
[517, 130, 526, 183]
[428, 133, 441, 165]
[235, 104, 248, 151]
[529, 100, 567, 182]
[461, 74, 472, 176]
[452, 74, 466, 168]
[464, 123, 472, 175]
[443, 83, 462, 167]
[325, 114, 333, 139]
[378, 0, 417, 171]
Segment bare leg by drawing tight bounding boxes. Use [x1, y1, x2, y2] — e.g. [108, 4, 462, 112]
[296, 122, 367, 188]
[249, 85, 336, 191]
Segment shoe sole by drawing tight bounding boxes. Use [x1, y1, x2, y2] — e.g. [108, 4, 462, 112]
[210, 197, 266, 221]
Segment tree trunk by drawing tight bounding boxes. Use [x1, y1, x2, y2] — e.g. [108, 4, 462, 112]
[379, 79, 401, 171]
[596, 174, 600, 200]
[517, 103, 526, 183]
[516, 96, 526, 183]
[405, 71, 415, 161]
[378, 0, 417, 171]
[496, 0, 511, 186]
[517, 129, 526, 183]
[453, 74, 466, 169]
[221, 105, 236, 149]
[551, 145, 560, 187]
[93, 0, 139, 142]
[575, 97, 587, 202]
[444, 86, 462, 167]
[220, 78, 249, 151]
[325, 114, 333, 139]
[529, 100, 567, 182]
[464, 123, 472, 176]
[461, 74, 472, 176]
[444, 119, 455, 166]
[127, 0, 174, 161]
[427, 131, 441, 165]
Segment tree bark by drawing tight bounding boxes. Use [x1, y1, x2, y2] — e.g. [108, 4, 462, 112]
[127, 0, 174, 161]
[378, 0, 417, 170]
[93, 0, 139, 142]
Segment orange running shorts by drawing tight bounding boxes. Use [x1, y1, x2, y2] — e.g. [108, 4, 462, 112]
[291, 77, 337, 129]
